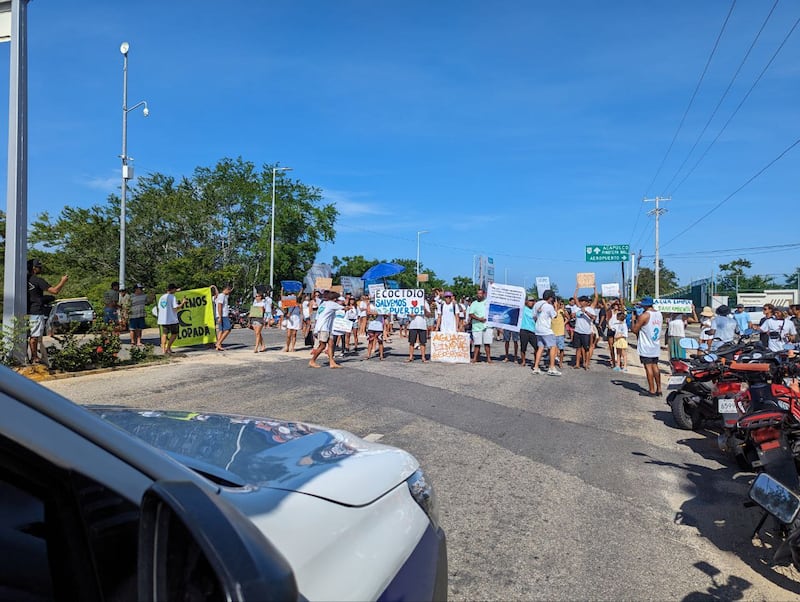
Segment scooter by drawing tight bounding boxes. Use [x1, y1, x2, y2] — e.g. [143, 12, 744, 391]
[747, 473, 800, 570]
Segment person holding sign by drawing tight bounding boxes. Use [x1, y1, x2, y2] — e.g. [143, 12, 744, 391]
[407, 298, 432, 362]
[309, 291, 343, 369]
[469, 289, 493, 363]
[157, 283, 188, 355]
[532, 290, 561, 376]
[572, 284, 598, 370]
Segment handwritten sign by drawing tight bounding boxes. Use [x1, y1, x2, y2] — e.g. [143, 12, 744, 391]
[601, 283, 620, 298]
[374, 289, 425, 315]
[577, 272, 596, 288]
[654, 298, 693, 313]
[315, 277, 333, 290]
[430, 332, 471, 363]
[535, 277, 550, 298]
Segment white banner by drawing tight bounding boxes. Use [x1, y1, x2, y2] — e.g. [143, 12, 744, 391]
[332, 310, 353, 334]
[430, 332, 471, 363]
[486, 283, 525, 332]
[653, 298, 693, 313]
[367, 283, 385, 298]
[535, 276, 550, 298]
[601, 283, 620, 298]
[374, 288, 426, 315]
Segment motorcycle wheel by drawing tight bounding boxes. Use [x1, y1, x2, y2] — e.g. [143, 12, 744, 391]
[669, 392, 702, 430]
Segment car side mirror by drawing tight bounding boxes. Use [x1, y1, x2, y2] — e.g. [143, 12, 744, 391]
[679, 337, 699, 350]
[749, 473, 800, 525]
[138, 480, 299, 602]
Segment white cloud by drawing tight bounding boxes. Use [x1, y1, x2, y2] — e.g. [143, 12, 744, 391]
[323, 188, 388, 217]
[80, 173, 119, 192]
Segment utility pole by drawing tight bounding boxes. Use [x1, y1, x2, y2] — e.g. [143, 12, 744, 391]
[643, 196, 670, 298]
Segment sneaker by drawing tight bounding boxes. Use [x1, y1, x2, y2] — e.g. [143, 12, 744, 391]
[547, 368, 562, 376]
[613, 366, 621, 372]
[531, 368, 543, 375]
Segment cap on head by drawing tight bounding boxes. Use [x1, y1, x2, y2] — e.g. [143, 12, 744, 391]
[444, 291, 453, 297]
[134, 283, 144, 291]
[736, 303, 744, 308]
[640, 296, 654, 307]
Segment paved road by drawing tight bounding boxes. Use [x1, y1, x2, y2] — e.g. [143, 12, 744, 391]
[43, 326, 800, 600]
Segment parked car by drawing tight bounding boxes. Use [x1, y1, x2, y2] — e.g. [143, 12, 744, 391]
[0, 366, 447, 601]
[46, 297, 96, 335]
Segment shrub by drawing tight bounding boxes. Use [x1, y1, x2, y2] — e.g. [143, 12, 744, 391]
[130, 344, 155, 363]
[47, 331, 92, 372]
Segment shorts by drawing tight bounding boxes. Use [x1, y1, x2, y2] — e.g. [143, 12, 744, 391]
[367, 330, 383, 343]
[606, 328, 615, 338]
[555, 335, 565, 351]
[317, 330, 331, 343]
[614, 337, 628, 349]
[28, 314, 46, 337]
[472, 329, 493, 345]
[640, 355, 659, 365]
[574, 332, 591, 350]
[398, 316, 410, 326]
[103, 307, 118, 323]
[409, 329, 428, 346]
[520, 329, 537, 352]
[503, 329, 520, 342]
[160, 323, 179, 336]
[536, 334, 556, 349]
[216, 316, 231, 332]
[129, 317, 145, 330]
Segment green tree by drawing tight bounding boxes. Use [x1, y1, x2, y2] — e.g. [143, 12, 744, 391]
[717, 258, 776, 295]
[636, 261, 679, 297]
[448, 276, 477, 299]
[331, 255, 377, 281]
[784, 268, 800, 289]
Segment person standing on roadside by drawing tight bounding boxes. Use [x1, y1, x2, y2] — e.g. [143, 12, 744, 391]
[469, 289, 492, 363]
[632, 296, 664, 396]
[572, 286, 598, 370]
[103, 281, 121, 326]
[532, 289, 561, 376]
[436, 291, 460, 334]
[250, 290, 269, 353]
[215, 284, 233, 351]
[157, 283, 187, 355]
[407, 297, 432, 362]
[733, 303, 752, 333]
[27, 258, 68, 364]
[519, 296, 538, 368]
[551, 298, 568, 369]
[128, 284, 148, 347]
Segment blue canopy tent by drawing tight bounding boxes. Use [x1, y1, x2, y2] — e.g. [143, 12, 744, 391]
[280, 280, 303, 294]
[361, 262, 405, 281]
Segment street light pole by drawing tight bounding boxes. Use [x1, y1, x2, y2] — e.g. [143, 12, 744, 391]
[270, 166, 292, 292]
[644, 196, 670, 298]
[416, 230, 428, 280]
[119, 41, 148, 290]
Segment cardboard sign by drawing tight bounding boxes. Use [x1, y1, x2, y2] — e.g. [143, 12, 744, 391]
[332, 309, 353, 333]
[374, 289, 426, 315]
[330, 285, 343, 293]
[368, 283, 385, 298]
[315, 277, 333, 290]
[577, 272, 596, 288]
[280, 295, 298, 309]
[430, 332, 471, 363]
[417, 273, 429, 282]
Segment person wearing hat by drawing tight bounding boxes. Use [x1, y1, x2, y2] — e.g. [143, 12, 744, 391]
[733, 303, 752, 333]
[697, 305, 715, 351]
[435, 291, 460, 334]
[26, 258, 68, 364]
[157, 283, 188, 354]
[710, 305, 738, 350]
[128, 284, 148, 347]
[631, 296, 664, 396]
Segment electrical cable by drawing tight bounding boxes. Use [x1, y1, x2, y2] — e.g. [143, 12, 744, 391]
[661, 0, 780, 194]
[641, 0, 737, 197]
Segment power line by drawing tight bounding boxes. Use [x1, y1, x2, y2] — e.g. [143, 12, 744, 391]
[661, 0, 780, 194]
[643, 241, 800, 259]
[670, 11, 800, 195]
[662, 135, 800, 247]
[642, 0, 737, 196]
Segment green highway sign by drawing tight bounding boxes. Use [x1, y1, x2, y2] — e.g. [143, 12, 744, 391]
[585, 244, 630, 262]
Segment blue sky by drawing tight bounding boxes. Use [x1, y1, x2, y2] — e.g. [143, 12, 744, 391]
[0, 1, 798, 295]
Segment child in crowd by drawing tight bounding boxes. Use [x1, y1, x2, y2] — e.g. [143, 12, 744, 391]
[612, 311, 628, 371]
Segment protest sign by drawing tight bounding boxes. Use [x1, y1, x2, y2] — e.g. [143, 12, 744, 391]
[368, 283, 385, 298]
[601, 283, 620, 298]
[653, 298, 693, 313]
[330, 285, 343, 294]
[332, 309, 353, 333]
[577, 272, 596, 288]
[280, 295, 298, 309]
[486, 283, 525, 332]
[171, 287, 216, 348]
[374, 289, 425, 315]
[535, 276, 550, 298]
[430, 332, 471, 363]
[315, 277, 333, 290]
[417, 273, 429, 282]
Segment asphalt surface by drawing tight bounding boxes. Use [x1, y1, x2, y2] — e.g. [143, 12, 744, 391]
[43, 326, 800, 600]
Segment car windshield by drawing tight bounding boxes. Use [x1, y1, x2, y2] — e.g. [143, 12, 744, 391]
[57, 301, 92, 312]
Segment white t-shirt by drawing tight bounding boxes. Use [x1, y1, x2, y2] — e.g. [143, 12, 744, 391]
[439, 301, 458, 333]
[251, 299, 268, 319]
[157, 293, 180, 325]
[533, 300, 556, 335]
[668, 317, 686, 337]
[285, 305, 301, 330]
[408, 302, 431, 330]
[314, 301, 342, 334]
[302, 300, 310, 319]
[367, 305, 384, 332]
[216, 293, 229, 320]
[573, 305, 596, 335]
[637, 310, 663, 358]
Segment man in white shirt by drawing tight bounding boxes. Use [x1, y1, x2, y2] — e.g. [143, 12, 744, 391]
[407, 298, 432, 362]
[157, 283, 187, 355]
[215, 284, 233, 351]
[310, 291, 343, 368]
[532, 290, 561, 376]
[572, 285, 598, 370]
